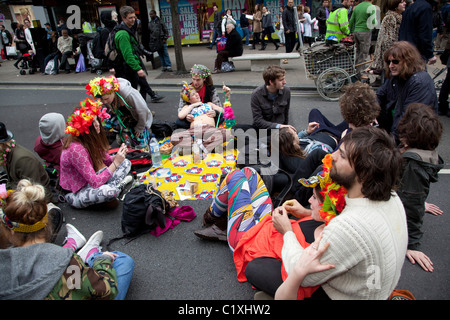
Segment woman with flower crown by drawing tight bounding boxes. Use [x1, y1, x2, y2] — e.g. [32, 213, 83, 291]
[85, 75, 152, 147]
[59, 98, 132, 209]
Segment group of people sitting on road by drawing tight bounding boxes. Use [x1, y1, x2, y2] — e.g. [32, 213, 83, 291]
[0, 36, 445, 300]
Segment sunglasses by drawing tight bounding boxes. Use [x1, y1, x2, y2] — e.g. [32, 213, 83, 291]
[387, 59, 400, 65]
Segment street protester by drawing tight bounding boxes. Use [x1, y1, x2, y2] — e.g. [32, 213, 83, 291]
[396, 103, 444, 272]
[59, 98, 132, 209]
[275, 127, 408, 300]
[0, 178, 134, 300]
[376, 41, 438, 143]
[176, 64, 224, 129]
[85, 75, 152, 147]
[171, 82, 231, 153]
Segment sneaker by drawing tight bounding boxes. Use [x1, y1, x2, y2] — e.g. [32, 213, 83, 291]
[166, 67, 173, 72]
[64, 224, 86, 252]
[151, 93, 164, 103]
[118, 175, 133, 190]
[48, 203, 65, 242]
[77, 230, 104, 263]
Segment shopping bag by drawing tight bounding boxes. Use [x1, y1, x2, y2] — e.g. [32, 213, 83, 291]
[6, 46, 17, 57]
[216, 36, 227, 53]
[45, 60, 55, 75]
[221, 61, 235, 72]
[75, 52, 86, 72]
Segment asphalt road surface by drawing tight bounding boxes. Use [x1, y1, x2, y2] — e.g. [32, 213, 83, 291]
[0, 84, 449, 304]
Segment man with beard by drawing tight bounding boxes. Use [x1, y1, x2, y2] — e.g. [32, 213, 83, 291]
[276, 126, 409, 299]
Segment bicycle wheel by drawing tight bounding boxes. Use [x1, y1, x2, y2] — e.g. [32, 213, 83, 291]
[316, 67, 351, 101]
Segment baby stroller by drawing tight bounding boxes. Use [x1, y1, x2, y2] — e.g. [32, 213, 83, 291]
[86, 39, 105, 75]
[18, 52, 38, 75]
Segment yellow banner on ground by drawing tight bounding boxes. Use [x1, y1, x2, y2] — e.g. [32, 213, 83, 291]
[141, 149, 238, 201]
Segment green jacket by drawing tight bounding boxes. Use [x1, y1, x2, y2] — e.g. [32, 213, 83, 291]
[114, 28, 142, 71]
[349, 1, 377, 33]
[397, 149, 444, 250]
[325, 8, 350, 41]
[6, 144, 51, 200]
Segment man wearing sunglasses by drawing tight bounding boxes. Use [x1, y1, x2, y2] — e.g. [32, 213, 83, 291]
[376, 41, 438, 144]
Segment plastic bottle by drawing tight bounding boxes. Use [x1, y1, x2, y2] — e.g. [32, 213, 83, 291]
[193, 139, 201, 164]
[149, 134, 162, 167]
[124, 135, 131, 148]
[132, 171, 140, 187]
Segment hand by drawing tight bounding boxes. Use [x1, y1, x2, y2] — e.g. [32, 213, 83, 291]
[282, 199, 311, 218]
[186, 114, 194, 123]
[102, 251, 119, 262]
[272, 206, 293, 235]
[425, 202, 443, 216]
[206, 110, 216, 118]
[109, 68, 116, 75]
[428, 56, 437, 65]
[406, 249, 434, 272]
[137, 69, 146, 77]
[114, 143, 128, 164]
[306, 122, 319, 134]
[134, 130, 142, 138]
[293, 232, 334, 277]
[279, 124, 297, 133]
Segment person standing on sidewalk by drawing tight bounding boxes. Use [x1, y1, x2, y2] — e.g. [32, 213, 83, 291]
[148, 9, 172, 72]
[283, 0, 297, 53]
[207, 5, 222, 49]
[251, 4, 263, 50]
[349, 0, 377, 79]
[240, 8, 251, 46]
[260, 6, 279, 50]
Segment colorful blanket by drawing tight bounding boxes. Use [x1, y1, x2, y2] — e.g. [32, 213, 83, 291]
[140, 148, 238, 201]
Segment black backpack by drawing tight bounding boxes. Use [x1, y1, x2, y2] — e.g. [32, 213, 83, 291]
[92, 30, 107, 59]
[106, 183, 168, 249]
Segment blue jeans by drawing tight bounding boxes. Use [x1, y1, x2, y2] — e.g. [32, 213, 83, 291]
[157, 43, 172, 69]
[241, 27, 250, 45]
[209, 29, 221, 48]
[87, 251, 135, 300]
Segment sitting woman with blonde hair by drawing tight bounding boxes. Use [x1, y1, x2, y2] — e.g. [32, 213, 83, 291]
[0, 179, 134, 300]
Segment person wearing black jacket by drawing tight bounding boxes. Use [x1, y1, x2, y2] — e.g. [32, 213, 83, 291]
[398, 0, 437, 64]
[148, 10, 172, 72]
[240, 8, 250, 46]
[316, 0, 330, 40]
[282, 0, 297, 53]
[207, 5, 222, 49]
[213, 23, 243, 73]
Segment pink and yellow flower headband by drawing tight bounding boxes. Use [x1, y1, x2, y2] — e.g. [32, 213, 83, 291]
[65, 98, 110, 136]
[181, 81, 196, 103]
[85, 75, 120, 98]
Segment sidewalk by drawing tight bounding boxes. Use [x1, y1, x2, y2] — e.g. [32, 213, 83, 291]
[0, 44, 317, 90]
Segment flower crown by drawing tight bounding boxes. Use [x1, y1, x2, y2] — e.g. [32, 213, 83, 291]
[190, 64, 211, 79]
[65, 98, 111, 136]
[299, 154, 347, 225]
[85, 75, 120, 97]
[181, 81, 195, 102]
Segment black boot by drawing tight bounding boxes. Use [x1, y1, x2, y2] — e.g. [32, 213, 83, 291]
[13, 61, 19, 69]
[151, 92, 164, 103]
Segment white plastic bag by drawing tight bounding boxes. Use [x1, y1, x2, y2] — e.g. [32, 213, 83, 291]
[45, 60, 55, 75]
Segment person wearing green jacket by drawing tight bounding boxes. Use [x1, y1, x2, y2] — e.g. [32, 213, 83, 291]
[113, 6, 164, 103]
[349, 0, 377, 77]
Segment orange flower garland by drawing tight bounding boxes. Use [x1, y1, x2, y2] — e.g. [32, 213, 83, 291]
[299, 154, 347, 225]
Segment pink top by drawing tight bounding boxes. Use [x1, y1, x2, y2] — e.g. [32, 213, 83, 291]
[59, 142, 113, 193]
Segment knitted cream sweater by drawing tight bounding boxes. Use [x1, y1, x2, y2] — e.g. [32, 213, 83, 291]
[282, 192, 408, 300]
